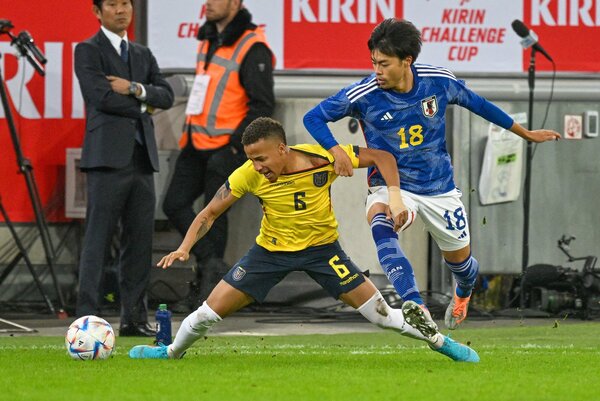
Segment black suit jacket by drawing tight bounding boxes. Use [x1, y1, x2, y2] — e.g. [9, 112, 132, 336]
[74, 30, 174, 171]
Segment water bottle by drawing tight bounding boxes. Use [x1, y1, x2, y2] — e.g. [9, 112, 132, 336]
[155, 304, 172, 345]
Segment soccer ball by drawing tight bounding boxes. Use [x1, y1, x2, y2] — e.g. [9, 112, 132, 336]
[65, 315, 115, 360]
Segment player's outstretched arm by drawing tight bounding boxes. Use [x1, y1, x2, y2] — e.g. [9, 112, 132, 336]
[157, 184, 239, 269]
[356, 147, 409, 231]
[509, 122, 561, 143]
[356, 147, 399, 187]
[303, 104, 353, 176]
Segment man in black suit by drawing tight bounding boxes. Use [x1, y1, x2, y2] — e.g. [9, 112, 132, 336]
[74, 0, 174, 337]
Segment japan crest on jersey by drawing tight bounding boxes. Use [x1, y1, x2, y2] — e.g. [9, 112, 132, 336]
[421, 95, 438, 118]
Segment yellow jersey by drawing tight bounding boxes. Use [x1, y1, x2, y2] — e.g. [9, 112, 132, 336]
[227, 144, 360, 252]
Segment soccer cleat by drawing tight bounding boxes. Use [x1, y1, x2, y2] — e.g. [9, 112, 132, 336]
[419, 304, 438, 332]
[445, 292, 471, 330]
[432, 335, 480, 363]
[401, 300, 438, 338]
[129, 343, 169, 359]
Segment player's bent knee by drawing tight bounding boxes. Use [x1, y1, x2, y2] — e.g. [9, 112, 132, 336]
[442, 245, 471, 264]
[367, 202, 388, 222]
[206, 281, 254, 318]
[339, 279, 378, 309]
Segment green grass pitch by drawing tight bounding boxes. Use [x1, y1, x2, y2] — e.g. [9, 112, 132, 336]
[1, 322, 599, 401]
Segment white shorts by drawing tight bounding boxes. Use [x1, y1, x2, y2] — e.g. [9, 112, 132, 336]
[365, 186, 470, 252]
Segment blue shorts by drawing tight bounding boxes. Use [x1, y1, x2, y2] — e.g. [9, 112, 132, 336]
[222, 241, 366, 303]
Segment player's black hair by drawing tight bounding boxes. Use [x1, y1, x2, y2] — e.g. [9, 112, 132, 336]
[242, 117, 287, 146]
[368, 19, 422, 62]
[93, 0, 134, 9]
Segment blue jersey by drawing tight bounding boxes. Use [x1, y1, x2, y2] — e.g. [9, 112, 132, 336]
[304, 63, 514, 195]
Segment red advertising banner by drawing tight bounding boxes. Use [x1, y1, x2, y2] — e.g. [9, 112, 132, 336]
[283, 0, 403, 69]
[0, 2, 100, 222]
[523, 0, 600, 72]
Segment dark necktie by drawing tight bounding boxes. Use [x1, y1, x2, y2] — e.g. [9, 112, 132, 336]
[120, 39, 128, 64]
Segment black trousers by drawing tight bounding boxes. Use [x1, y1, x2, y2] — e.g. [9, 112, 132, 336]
[162, 142, 246, 263]
[76, 144, 155, 324]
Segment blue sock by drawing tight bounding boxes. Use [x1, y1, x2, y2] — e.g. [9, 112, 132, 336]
[445, 255, 479, 298]
[371, 213, 423, 305]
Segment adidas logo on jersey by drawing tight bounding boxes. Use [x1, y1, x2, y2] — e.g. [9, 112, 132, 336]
[458, 231, 468, 239]
[380, 112, 393, 121]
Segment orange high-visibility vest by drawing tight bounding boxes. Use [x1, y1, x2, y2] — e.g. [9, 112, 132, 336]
[179, 27, 274, 150]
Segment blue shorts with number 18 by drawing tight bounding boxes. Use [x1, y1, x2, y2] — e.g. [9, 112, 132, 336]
[223, 240, 366, 303]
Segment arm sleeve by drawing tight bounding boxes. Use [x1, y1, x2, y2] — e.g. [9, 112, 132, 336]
[338, 144, 361, 168]
[224, 179, 242, 199]
[448, 79, 513, 130]
[230, 43, 275, 152]
[141, 48, 175, 110]
[303, 89, 355, 150]
[226, 162, 257, 198]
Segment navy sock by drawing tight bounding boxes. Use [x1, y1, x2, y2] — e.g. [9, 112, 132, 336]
[445, 255, 479, 298]
[371, 213, 423, 304]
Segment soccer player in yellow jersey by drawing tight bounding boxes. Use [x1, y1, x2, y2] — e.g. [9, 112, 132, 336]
[129, 117, 479, 362]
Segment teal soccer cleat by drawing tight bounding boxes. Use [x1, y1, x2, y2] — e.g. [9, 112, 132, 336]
[433, 335, 480, 363]
[129, 343, 169, 359]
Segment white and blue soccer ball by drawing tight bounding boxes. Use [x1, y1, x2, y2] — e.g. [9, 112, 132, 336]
[65, 315, 115, 360]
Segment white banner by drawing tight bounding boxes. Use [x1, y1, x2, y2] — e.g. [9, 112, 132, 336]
[147, 0, 284, 70]
[404, 0, 523, 72]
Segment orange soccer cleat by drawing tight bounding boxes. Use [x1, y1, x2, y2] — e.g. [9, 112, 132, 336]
[444, 291, 471, 330]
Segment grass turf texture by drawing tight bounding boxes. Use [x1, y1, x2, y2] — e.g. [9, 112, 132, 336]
[1, 322, 599, 401]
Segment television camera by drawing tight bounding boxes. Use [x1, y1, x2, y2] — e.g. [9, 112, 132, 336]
[522, 235, 600, 318]
[0, 19, 46, 75]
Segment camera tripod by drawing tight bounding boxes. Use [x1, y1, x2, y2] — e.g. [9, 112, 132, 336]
[0, 196, 42, 333]
[0, 196, 56, 314]
[0, 24, 66, 320]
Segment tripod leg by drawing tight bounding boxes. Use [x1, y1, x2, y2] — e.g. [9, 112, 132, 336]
[0, 252, 23, 285]
[0, 317, 37, 333]
[26, 163, 56, 258]
[0, 199, 56, 315]
[22, 164, 66, 311]
[0, 64, 65, 314]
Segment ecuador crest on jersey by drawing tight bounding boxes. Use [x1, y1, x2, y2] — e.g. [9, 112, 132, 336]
[313, 171, 328, 187]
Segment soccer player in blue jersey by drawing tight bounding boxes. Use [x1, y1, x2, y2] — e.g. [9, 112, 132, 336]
[129, 117, 479, 362]
[303, 19, 561, 330]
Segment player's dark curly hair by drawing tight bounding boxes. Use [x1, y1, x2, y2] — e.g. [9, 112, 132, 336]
[368, 19, 422, 63]
[242, 117, 287, 146]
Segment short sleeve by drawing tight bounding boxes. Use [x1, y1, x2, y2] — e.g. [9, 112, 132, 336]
[227, 161, 259, 198]
[338, 144, 360, 168]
